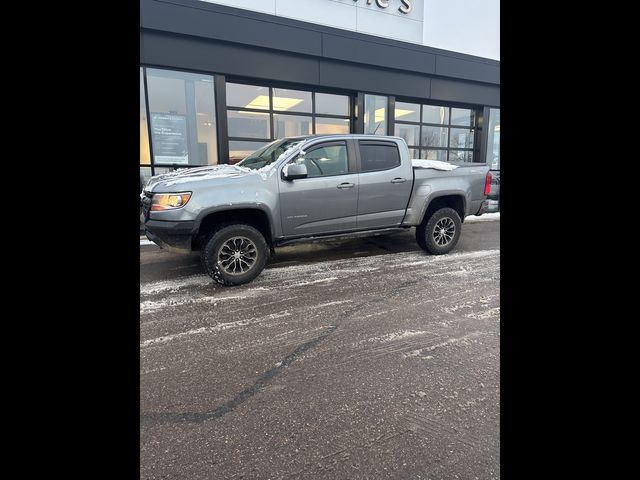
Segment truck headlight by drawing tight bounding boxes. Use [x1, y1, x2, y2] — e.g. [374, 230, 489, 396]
[150, 192, 192, 211]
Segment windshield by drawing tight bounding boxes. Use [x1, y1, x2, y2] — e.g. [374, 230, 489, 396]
[237, 138, 305, 170]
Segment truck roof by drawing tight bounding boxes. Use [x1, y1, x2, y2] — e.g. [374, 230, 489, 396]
[282, 134, 405, 143]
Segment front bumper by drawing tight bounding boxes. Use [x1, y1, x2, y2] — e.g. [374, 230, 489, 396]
[144, 219, 196, 254]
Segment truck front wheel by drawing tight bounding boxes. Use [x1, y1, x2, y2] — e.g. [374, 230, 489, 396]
[416, 207, 462, 255]
[201, 224, 270, 286]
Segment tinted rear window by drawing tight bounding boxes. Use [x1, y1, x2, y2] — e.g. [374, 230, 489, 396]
[359, 142, 401, 172]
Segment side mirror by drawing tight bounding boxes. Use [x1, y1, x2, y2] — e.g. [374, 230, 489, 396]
[282, 163, 308, 180]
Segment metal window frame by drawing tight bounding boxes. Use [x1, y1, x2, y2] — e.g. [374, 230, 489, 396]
[393, 97, 483, 163]
[141, 65, 220, 172]
[226, 80, 354, 160]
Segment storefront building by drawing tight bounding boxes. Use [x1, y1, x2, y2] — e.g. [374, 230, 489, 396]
[140, 0, 500, 209]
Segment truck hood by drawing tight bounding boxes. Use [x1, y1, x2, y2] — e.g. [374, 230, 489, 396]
[144, 164, 276, 193]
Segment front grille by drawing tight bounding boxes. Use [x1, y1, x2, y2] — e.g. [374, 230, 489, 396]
[142, 191, 153, 220]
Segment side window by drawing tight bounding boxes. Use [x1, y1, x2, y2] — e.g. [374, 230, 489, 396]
[359, 141, 401, 172]
[292, 142, 349, 178]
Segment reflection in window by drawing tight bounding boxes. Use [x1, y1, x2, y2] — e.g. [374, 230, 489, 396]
[408, 148, 421, 159]
[227, 84, 270, 109]
[315, 93, 349, 116]
[395, 101, 420, 123]
[394, 124, 420, 147]
[422, 126, 448, 148]
[423, 149, 448, 162]
[140, 167, 152, 193]
[153, 166, 178, 176]
[394, 100, 479, 162]
[451, 108, 474, 126]
[315, 117, 349, 134]
[227, 110, 270, 139]
[423, 105, 449, 125]
[449, 150, 473, 162]
[272, 88, 312, 113]
[145, 68, 217, 166]
[293, 143, 348, 178]
[359, 142, 401, 172]
[449, 128, 474, 149]
[140, 68, 151, 166]
[364, 94, 387, 135]
[226, 83, 352, 163]
[486, 108, 500, 170]
[274, 114, 312, 137]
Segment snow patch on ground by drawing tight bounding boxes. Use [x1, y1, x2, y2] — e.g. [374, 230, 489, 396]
[378, 330, 431, 343]
[313, 300, 353, 308]
[140, 275, 212, 295]
[395, 249, 499, 268]
[465, 212, 500, 223]
[141, 311, 291, 348]
[292, 277, 338, 287]
[403, 332, 484, 360]
[466, 307, 500, 320]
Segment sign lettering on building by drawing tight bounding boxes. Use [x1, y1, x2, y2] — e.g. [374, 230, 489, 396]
[352, 0, 412, 14]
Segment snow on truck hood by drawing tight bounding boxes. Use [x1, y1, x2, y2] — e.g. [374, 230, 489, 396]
[412, 159, 459, 171]
[143, 143, 302, 193]
[144, 164, 277, 192]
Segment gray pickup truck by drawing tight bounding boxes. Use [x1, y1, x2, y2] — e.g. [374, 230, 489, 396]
[142, 134, 491, 286]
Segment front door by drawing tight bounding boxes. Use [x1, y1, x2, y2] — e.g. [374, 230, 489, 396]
[279, 140, 358, 237]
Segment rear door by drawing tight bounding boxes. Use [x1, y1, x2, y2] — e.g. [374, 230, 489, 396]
[279, 140, 359, 237]
[356, 139, 413, 228]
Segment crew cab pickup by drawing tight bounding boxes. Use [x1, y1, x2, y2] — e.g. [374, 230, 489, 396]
[142, 135, 491, 286]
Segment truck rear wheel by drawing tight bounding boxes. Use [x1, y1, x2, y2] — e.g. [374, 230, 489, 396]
[201, 224, 270, 286]
[416, 207, 462, 255]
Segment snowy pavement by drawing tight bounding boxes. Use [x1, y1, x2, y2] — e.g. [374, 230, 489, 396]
[140, 221, 500, 479]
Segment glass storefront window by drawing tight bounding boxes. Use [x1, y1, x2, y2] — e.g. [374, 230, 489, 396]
[227, 110, 270, 139]
[145, 68, 218, 166]
[272, 88, 312, 113]
[315, 117, 350, 134]
[395, 99, 479, 163]
[364, 94, 387, 135]
[423, 149, 448, 162]
[422, 105, 449, 125]
[408, 148, 421, 159]
[486, 108, 500, 170]
[451, 108, 474, 126]
[227, 84, 270, 110]
[449, 128, 474, 149]
[316, 93, 349, 116]
[394, 123, 420, 146]
[226, 83, 352, 161]
[274, 114, 312, 137]
[140, 68, 151, 166]
[422, 126, 448, 148]
[140, 167, 152, 193]
[395, 101, 420, 123]
[449, 150, 473, 162]
[228, 140, 270, 165]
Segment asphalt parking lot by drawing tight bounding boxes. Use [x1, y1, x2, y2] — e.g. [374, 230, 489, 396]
[140, 218, 500, 479]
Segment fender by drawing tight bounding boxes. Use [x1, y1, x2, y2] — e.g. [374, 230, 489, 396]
[194, 203, 277, 240]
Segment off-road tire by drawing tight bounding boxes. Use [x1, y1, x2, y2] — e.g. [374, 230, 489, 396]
[201, 224, 270, 286]
[416, 207, 462, 255]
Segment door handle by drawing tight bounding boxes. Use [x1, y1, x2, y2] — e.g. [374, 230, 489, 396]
[337, 182, 355, 189]
[391, 177, 407, 183]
